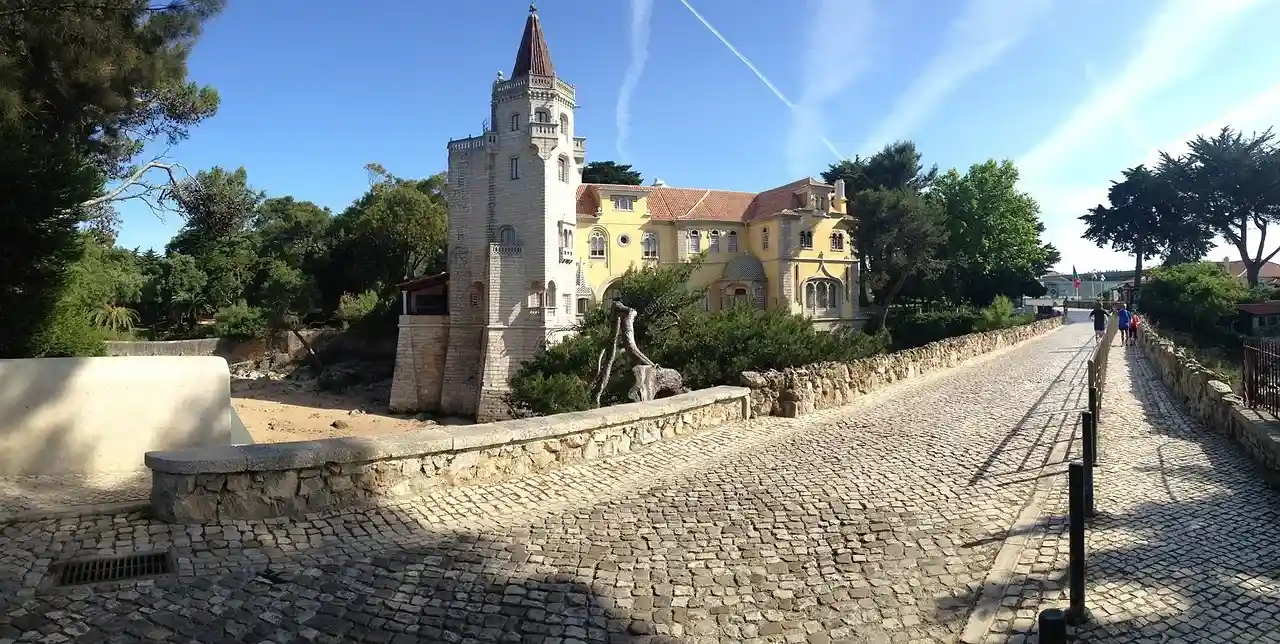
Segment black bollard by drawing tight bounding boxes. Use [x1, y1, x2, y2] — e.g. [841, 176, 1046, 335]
[1087, 402, 1099, 467]
[1088, 385, 1098, 418]
[1038, 608, 1068, 644]
[1081, 412, 1095, 517]
[1068, 461, 1089, 624]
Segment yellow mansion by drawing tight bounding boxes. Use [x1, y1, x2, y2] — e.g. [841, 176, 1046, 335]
[390, 6, 861, 420]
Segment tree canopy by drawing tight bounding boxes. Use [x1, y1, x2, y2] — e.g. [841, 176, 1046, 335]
[582, 161, 643, 185]
[0, 0, 224, 357]
[823, 143, 1058, 321]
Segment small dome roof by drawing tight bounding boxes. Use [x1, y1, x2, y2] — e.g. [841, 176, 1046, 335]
[723, 254, 766, 282]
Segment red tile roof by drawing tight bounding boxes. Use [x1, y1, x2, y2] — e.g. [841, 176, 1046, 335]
[1238, 301, 1280, 316]
[576, 177, 831, 223]
[1224, 260, 1280, 280]
[512, 6, 554, 78]
[397, 272, 449, 292]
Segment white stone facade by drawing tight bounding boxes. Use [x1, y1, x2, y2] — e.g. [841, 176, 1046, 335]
[392, 9, 580, 422]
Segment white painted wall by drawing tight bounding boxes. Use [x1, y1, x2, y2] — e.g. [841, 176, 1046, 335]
[0, 356, 251, 476]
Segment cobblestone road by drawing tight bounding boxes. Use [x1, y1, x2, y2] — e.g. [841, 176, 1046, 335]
[978, 342, 1280, 643]
[0, 323, 1096, 644]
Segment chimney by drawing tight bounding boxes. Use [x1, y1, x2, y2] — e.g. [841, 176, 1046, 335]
[834, 179, 846, 207]
[652, 178, 665, 187]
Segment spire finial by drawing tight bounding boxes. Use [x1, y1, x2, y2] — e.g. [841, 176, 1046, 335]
[529, 3, 537, 13]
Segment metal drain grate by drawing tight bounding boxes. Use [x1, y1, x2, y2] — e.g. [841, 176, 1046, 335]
[49, 551, 173, 587]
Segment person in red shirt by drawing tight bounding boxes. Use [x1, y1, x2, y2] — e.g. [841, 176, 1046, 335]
[1129, 312, 1141, 346]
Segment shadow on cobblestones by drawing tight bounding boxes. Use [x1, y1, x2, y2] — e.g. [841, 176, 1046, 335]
[953, 346, 1280, 642]
[1, 511, 654, 643]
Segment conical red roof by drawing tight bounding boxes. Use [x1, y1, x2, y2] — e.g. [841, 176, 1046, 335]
[512, 5, 555, 78]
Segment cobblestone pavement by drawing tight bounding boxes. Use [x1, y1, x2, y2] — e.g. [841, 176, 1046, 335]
[0, 472, 149, 518]
[977, 342, 1280, 643]
[0, 323, 1096, 644]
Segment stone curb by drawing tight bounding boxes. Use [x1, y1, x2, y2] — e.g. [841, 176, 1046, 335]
[0, 500, 149, 526]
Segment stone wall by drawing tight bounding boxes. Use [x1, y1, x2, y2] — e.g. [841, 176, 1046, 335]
[388, 315, 450, 413]
[106, 328, 396, 364]
[741, 317, 1064, 417]
[145, 386, 751, 523]
[1140, 329, 1280, 475]
[105, 338, 266, 362]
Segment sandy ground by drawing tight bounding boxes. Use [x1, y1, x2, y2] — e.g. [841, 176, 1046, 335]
[231, 376, 468, 444]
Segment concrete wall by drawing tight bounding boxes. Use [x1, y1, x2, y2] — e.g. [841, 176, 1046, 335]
[388, 315, 451, 413]
[0, 357, 250, 476]
[105, 328, 397, 364]
[146, 386, 751, 523]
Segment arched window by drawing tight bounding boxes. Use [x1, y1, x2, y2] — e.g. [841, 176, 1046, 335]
[709, 230, 721, 252]
[528, 280, 544, 308]
[534, 109, 551, 123]
[604, 284, 622, 302]
[510, 112, 521, 131]
[733, 287, 749, 307]
[799, 230, 814, 249]
[546, 281, 557, 308]
[559, 114, 570, 139]
[830, 232, 845, 251]
[642, 232, 660, 260]
[727, 230, 739, 253]
[557, 156, 568, 183]
[589, 230, 607, 258]
[688, 230, 702, 254]
[499, 226, 517, 245]
[576, 298, 589, 315]
[804, 279, 842, 315]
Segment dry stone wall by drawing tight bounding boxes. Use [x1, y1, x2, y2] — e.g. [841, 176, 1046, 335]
[1140, 329, 1280, 474]
[741, 317, 1064, 417]
[145, 386, 750, 523]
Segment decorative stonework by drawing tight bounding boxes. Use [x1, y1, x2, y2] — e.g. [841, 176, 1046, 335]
[741, 317, 1064, 418]
[1140, 329, 1280, 474]
[145, 386, 750, 523]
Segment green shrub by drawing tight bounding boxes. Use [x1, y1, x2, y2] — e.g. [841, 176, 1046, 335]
[335, 290, 382, 329]
[652, 308, 888, 390]
[886, 308, 980, 349]
[31, 299, 106, 357]
[975, 295, 1018, 331]
[1139, 262, 1246, 333]
[212, 302, 269, 340]
[506, 259, 897, 416]
[507, 371, 595, 417]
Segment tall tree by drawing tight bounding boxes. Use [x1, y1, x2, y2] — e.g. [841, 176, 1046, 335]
[823, 141, 940, 311]
[0, 0, 223, 356]
[933, 160, 1055, 305]
[852, 188, 948, 328]
[1159, 127, 1280, 287]
[582, 161, 643, 185]
[1079, 164, 1212, 295]
[323, 164, 448, 304]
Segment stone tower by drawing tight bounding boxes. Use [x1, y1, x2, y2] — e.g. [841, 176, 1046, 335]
[440, 5, 584, 421]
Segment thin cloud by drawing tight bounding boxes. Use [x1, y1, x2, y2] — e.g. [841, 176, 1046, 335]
[1039, 84, 1280, 271]
[855, 0, 1052, 157]
[1141, 83, 1280, 167]
[790, 0, 874, 176]
[676, 0, 844, 167]
[1020, 0, 1263, 179]
[616, 0, 655, 161]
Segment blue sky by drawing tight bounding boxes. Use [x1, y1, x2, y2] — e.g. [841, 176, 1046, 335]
[115, 0, 1280, 273]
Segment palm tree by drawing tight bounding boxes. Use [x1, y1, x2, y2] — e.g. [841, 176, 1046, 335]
[91, 303, 140, 332]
